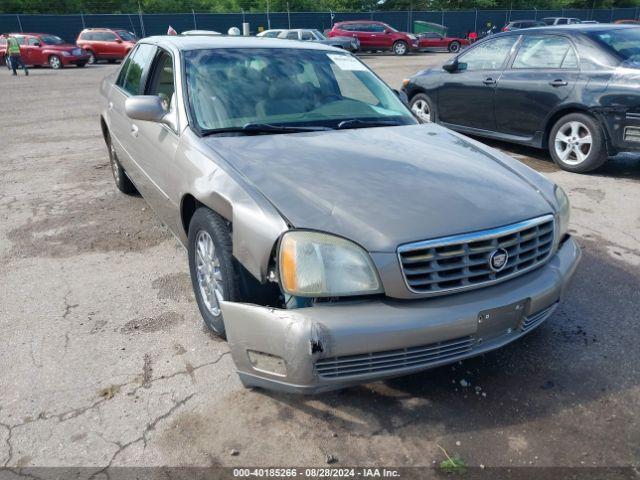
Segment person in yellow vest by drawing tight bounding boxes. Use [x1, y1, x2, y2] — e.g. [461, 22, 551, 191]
[3, 34, 28, 76]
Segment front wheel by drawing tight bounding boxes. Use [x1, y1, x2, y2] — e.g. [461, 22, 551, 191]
[49, 55, 62, 69]
[188, 208, 242, 337]
[393, 41, 409, 56]
[548, 113, 608, 173]
[448, 41, 461, 53]
[86, 50, 96, 64]
[76, 61, 87, 68]
[410, 93, 435, 123]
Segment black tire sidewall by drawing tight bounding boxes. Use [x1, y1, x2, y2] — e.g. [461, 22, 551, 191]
[449, 41, 460, 52]
[187, 208, 240, 338]
[106, 133, 137, 194]
[548, 113, 607, 173]
[393, 41, 408, 56]
[410, 93, 436, 122]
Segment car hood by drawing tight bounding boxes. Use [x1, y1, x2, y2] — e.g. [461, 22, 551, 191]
[203, 124, 554, 253]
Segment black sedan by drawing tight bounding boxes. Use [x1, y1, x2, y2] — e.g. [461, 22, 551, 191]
[402, 24, 640, 172]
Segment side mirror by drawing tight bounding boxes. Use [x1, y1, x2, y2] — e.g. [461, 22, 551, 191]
[393, 89, 409, 105]
[116, 39, 123, 43]
[34, 41, 41, 47]
[385, 29, 392, 34]
[125, 95, 168, 123]
[443, 59, 466, 72]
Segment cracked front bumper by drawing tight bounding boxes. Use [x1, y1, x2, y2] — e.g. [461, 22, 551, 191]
[221, 237, 581, 394]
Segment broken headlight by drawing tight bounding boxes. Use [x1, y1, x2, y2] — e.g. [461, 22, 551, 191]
[278, 231, 383, 297]
[554, 185, 570, 244]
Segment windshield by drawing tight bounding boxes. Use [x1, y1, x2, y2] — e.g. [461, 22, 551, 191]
[116, 30, 137, 41]
[184, 48, 416, 133]
[588, 28, 640, 64]
[40, 35, 65, 45]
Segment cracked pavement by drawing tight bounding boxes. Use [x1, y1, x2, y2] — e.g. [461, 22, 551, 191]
[0, 54, 639, 473]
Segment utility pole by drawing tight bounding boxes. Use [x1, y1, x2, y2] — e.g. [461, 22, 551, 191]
[267, 0, 271, 30]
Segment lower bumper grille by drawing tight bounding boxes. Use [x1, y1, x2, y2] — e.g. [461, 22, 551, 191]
[315, 304, 557, 379]
[316, 336, 474, 379]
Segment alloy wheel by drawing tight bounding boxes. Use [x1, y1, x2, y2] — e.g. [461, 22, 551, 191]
[394, 42, 407, 55]
[195, 230, 224, 317]
[411, 99, 431, 122]
[49, 56, 61, 69]
[554, 121, 592, 166]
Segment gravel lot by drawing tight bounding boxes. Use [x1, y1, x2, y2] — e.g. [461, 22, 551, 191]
[0, 52, 639, 474]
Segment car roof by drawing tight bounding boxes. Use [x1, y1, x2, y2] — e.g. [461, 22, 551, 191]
[140, 35, 339, 51]
[336, 20, 384, 24]
[496, 23, 638, 35]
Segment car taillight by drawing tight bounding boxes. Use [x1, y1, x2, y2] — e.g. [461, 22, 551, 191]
[502, 27, 508, 31]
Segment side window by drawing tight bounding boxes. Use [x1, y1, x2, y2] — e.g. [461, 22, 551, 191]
[370, 24, 386, 33]
[120, 44, 156, 95]
[557, 18, 568, 25]
[147, 49, 175, 112]
[28, 37, 39, 46]
[286, 31, 298, 40]
[459, 36, 517, 71]
[103, 32, 118, 41]
[15, 36, 26, 45]
[301, 31, 314, 41]
[512, 36, 578, 69]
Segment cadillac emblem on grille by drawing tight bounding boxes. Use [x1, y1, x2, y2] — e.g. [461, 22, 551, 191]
[489, 248, 509, 272]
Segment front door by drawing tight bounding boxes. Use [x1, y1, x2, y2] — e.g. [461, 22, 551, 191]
[494, 34, 581, 138]
[25, 36, 44, 65]
[437, 35, 519, 131]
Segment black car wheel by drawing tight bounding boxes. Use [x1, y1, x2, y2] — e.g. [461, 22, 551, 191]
[86, 50, 96, 64]
[188, 208, 241, 338]
[548, 113, 608, 173]
[410, 93, 435, 123]
[107, 133, 137, 195]
[76, 61, 87, 68]
[393, 41, 409, 56]
[448, 41, 461, 53]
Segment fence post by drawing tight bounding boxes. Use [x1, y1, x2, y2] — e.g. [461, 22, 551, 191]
[127, 14, 137, 36]
[534, 7, 537, 19]
[16, 14, 23, 32]
[287, 3, 291, 29]
[80, 11, 86, 29]
[138, 1, 145, 38]
[192, 9, 197, 29]
[441, 10, 444, 27]
[474, 9, 478, 31]
[610, 8, 613, 22]
[267, 0, 271, 29]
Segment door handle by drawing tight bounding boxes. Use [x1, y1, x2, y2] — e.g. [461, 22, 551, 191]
[130, 124, 138, 137]
[482, 77, 497, 85]
[549, 79, 568, 87]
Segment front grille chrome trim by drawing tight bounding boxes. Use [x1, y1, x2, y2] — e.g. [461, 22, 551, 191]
[397, 214, 555, 296]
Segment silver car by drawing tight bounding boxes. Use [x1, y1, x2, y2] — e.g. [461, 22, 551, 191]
[100, 36, 581, 393]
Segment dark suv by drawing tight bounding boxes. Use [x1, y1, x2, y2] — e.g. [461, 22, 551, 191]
[76, 28, 137, 64]
[328, 21, 419, 55]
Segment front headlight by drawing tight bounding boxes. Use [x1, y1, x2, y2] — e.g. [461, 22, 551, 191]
[554, 185, 570, 241]
[278, 231, 383, 297]
[407, 34, 417, 40]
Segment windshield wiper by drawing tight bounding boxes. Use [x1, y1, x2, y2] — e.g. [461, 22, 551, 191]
[202, 123, 332, 136]
[337, 119, 404, 130]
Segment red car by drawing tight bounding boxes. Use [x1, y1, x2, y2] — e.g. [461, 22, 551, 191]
[76, 28, 137, 64]
[328, 20, 419, 55]
[1, 33, 89, 69]
[417, 31, 470, 53]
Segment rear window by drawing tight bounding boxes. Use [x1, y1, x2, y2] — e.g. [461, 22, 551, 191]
[588, 28, 640, 64]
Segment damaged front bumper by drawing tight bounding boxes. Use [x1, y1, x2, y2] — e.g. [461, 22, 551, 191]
[222, 237, 581, 394]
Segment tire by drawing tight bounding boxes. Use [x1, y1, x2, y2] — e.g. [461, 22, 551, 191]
[448, 41, 461, 53]
[49, 55, 62, 69]
[393, 40, 409, 56]
[188, 208, 242, 337]
[86, 50, 96, 64]
[548, 112, 608, 173]
[76, 61, 87, 68]
[108, 59, 117, 64]
[410, 93, 436, 123]
[106, 132, 137, 195]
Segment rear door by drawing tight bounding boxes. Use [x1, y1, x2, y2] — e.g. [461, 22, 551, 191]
[437, 35, 519, 130]
[494, 34, 581, 137]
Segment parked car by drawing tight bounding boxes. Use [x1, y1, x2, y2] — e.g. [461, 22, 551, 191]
[403, 24, 640, 173]
[277, 28, 359, 52]
[502, 20, 546, 31]
[542, 17, 582, 25]
[417, 31, 469, 52]
[614, 19, 640, 25]
[1, 33, 89, 69]
[328, 20, 419, 55]
[257, 29, 286, 38]
[76, 28, 137, 64]
[100, 35, 580, 393]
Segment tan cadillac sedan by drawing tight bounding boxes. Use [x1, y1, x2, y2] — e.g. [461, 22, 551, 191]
[100, 35, 581, 393]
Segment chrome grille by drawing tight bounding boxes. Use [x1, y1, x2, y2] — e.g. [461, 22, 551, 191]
[316, 336, 474, 379]
[398, 215, 555, 296]
[624, 126, 640, 143]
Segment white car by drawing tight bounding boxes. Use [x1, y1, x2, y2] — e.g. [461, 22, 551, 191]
[257, 29, 285, 38]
